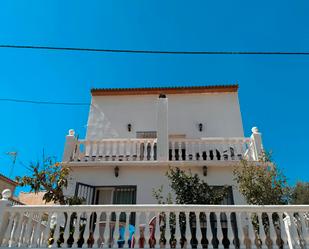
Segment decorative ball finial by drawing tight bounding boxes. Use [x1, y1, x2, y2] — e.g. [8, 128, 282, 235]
[68, 129, 75, 136]
[251, 127, 259, 134]
[2, 189, 12, 200]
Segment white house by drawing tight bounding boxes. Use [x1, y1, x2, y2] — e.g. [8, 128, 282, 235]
[1, 84, 308, 249]
[62, 84, 263, 205]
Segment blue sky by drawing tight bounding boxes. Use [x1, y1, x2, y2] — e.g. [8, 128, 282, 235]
[0, 1, 308, 194]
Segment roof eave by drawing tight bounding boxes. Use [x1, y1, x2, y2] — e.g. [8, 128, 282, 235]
[91, 84, 239, 96]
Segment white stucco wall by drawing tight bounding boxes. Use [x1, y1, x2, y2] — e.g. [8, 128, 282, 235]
[66, 165, 246, 205]
[86, 92, 244, 140]
[67, 91, 247, 205]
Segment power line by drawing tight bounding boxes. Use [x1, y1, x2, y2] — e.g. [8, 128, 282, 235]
[0, 98, 90, 106]
[1, 44, 309, 55]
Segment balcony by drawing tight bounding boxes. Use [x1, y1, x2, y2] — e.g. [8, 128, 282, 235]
[63, 128, 263, 165]
[0, 191, 308, 249]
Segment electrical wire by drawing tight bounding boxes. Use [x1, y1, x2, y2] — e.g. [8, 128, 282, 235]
[1, 44, 309, 55]
[0, 98, 90, 106]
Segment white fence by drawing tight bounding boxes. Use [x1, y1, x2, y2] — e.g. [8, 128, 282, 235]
[70, 137, 257, 163]
[0, 196, 308, 249]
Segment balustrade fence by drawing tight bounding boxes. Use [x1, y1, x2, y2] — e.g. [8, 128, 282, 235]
[1, 204, 308, 249]
[71, 138, 254, 163]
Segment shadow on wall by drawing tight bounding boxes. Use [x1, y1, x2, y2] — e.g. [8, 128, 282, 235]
[86, 104, 119, 140]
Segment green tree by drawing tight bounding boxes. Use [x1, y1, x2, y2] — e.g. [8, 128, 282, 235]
[233, 158, 290, 205]
[16, 156, 81, 205]
[166, 167, 227, 204]
[291, 181, 309, 204]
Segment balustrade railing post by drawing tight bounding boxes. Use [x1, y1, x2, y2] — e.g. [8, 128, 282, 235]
[247, 213, 256, 249]
[206, 212, 212, 249]
[135, 212, 141, 247]
[178, 142, 183, 161]
[144, 212, 151, 249]
[31, 214, 41, 248]
[137, 141, 141, 161]
[150, 141, 155, 161]
[51, 212, 60, 248]
[72, 212, 81, 248]
[165, 211, 171, 248]
[92, 211, 101, 248]
[288, 212, 299, 249]
[155, 211, 161, 249]
[42, 212, 52, 248]
[63, 212, 72, 248]
[299, 212, 309, 246]
[185, 142, 189, 161]
[171, 141, 175, 161]
[185, 212, 190, 248]
[125, 212, 130, 248]
[2, 211, 14, 247]
[236, 212, 245, 249]
[196, 212, 202, 249]
[96, 141, 101, 160]
[82, 211, 91, 248]
[114, 141, 119, 161]
[198, 142, 203, 161]
[24, 212, 34, 247]
[278, 213, 288, 249]
[113, 212, 119, 248]
[174, 212, 180, 249]
[143, 141, 148, 161]
[216, 212, 224, 249]
[12, 213, 23, 247]
[258, 212, 267, 249]
[226, 212, 234, 249]
[267, 212, 276, 249]
[105, 212, 112, 248]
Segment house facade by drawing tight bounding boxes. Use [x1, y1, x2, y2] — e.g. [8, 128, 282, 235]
[62, 84, 264, 206]
[2, 84, 307, 249]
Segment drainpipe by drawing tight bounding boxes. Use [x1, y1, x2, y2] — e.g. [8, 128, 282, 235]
[157, 94, 168, 162]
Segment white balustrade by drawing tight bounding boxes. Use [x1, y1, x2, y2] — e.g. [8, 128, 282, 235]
[169, 138, 252, 162]
[70, 137, 259, 163]
[0, 203, 309, 249]
[72, 139, 157, 162]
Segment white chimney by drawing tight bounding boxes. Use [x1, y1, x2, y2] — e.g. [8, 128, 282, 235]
[157, 94, 168, 161]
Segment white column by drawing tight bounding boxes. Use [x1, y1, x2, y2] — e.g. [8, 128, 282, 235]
[62, 129, 77, 162]
[0, 189, 12, 246]
[157, 94, 169, 162]
[250, 127, 264, 161]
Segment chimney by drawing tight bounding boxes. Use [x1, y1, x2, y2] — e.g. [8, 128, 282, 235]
[157, 94, 168, 161]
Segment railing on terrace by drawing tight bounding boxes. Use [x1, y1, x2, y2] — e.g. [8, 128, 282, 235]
[0, 192, 308, 249]
[68, 137, 256, 163]
[63, 127, 263, 163]
[74, 138, 158, 162]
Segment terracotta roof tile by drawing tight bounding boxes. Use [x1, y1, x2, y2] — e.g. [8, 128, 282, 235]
[0, 173, 18, 186]
[91, 84, 238, 96]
